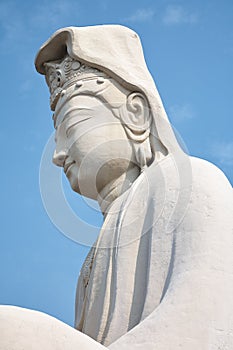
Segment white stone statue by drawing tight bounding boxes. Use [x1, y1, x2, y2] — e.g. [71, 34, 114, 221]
[1, 25, 232, 350]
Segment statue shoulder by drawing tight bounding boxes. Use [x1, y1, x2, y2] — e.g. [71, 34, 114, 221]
[190, 156, 232, 191]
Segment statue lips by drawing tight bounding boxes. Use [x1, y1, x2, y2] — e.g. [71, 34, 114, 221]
[64, 159, 76, 175]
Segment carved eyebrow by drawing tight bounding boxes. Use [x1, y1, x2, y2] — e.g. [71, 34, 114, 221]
[54, 107, 93, 129]
[65, 117, 92, 136]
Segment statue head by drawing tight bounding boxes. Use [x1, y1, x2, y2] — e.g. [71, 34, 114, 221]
[35, 25, 181, 207]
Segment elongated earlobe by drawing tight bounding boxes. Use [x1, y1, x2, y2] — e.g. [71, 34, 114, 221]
[135, 144, 147, 172]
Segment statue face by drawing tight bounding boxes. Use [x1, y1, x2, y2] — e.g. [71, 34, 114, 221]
[53, 93, 135, 200]
[43, 55, 150, 200]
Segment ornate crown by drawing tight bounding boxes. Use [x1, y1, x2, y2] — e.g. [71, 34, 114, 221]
[44, 55, 106, 110]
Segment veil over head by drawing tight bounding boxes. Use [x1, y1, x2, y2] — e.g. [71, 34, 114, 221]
[35, 24, 182, 156]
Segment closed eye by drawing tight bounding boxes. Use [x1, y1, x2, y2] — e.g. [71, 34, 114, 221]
[55, 106, 94, 129]
[65, 117, 92, 136]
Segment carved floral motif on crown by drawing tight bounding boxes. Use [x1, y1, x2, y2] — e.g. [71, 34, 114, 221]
[44, 55, 105, 110]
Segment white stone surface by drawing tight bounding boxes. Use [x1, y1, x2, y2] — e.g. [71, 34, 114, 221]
[0, 305, 106, 350]
[1, 25, 232, 350]
[108, 157, 233, 350]
[35, 25, 233, 348]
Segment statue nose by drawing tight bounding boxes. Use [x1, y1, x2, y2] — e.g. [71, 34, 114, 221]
[53, 149, 68, 167]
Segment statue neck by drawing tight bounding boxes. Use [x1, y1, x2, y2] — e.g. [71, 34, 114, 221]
[97, 165, 140, 215]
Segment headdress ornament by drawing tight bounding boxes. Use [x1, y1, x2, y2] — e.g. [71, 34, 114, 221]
[44, 55, 106, 110]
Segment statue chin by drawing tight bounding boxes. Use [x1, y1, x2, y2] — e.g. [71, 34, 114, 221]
[65, 165, 98, 200]
[67, 158, 139, 204]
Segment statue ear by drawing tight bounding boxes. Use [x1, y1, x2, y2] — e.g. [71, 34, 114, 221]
[120, 92, 152, 170]
[122, 92, 151, 142]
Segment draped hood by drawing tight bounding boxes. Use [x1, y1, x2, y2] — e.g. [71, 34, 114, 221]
[35, 24, 181, 156]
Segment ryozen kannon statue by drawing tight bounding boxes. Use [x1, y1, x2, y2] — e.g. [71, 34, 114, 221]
[0, 25, 232, 350]
[34, 25, 233, 349]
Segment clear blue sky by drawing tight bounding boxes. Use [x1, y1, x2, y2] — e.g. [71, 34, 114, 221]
[0, 0, 232, 327]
